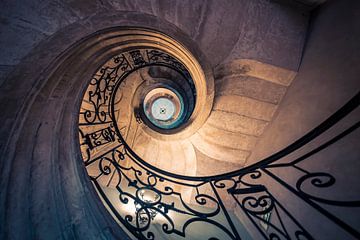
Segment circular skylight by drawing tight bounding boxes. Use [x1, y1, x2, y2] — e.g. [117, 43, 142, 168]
[143, 87, 185, 129]
[151, 97, 176, 121]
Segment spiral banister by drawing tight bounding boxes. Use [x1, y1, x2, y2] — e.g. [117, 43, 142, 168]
[78, 28, 360, 240]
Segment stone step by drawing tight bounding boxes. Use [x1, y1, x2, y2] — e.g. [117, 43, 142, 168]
[194, 147, 244, 176]
[215, 59, 297, 86]
[215, 75, 287, 104]
[190, 133, 250, 165]
[206, 110, 268, 136]
[198, 122, 258, 151]
[213, 95, 277, 121]
[132, 129, 197, 176]
[195, 58, 298, 168]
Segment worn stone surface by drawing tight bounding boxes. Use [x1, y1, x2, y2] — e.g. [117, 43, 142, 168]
[223, 0, 309, 70]
[194, 148, 243, 176]
[0, 65, 14, 86]
[215, 59, 297, 86]
[213, 95, 278, 121]
[0, 0, 308, 68]
[133, 130, 197, 176]
[215, 75, 287, 104]
[198, 56, 299, 169]
[206, 110, 268, 136]
[198, 122, 258, 151]
[190, 133, 250, 164]
[248, 0, 360, 165]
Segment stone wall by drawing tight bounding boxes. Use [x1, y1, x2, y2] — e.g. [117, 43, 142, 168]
[248, 0, 360, 164]
[244, 0, 360, 238]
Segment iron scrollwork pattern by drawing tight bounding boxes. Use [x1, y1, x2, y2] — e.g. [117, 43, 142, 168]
[79, 47, 360, 240]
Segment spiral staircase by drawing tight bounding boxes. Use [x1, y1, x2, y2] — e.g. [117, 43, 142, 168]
[0, 0, 359, 240]
[75, 26, 301, 238]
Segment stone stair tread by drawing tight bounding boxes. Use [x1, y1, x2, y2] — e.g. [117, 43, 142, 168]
[198, 122, 258, 151]
[215, 74, 287, 104]
[215, 59, 297, 86]
[190, 133, 250, 164]
[213, 95, 278, 121]
[206, 110, 269, 136]
[194, 148, 244, 176]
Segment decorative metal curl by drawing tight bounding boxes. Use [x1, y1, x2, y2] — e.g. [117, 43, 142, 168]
[296, 172, 360, 207]
[242, 195, 275, 215]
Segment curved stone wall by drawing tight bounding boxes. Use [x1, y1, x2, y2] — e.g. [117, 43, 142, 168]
[0, 12, 213, 240]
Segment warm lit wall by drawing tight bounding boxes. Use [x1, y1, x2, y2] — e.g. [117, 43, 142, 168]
[244, 0, 360, 238]
[248, 0, 360, 164]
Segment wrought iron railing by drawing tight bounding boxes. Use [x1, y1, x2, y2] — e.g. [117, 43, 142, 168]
[78, 47, 360, 239]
